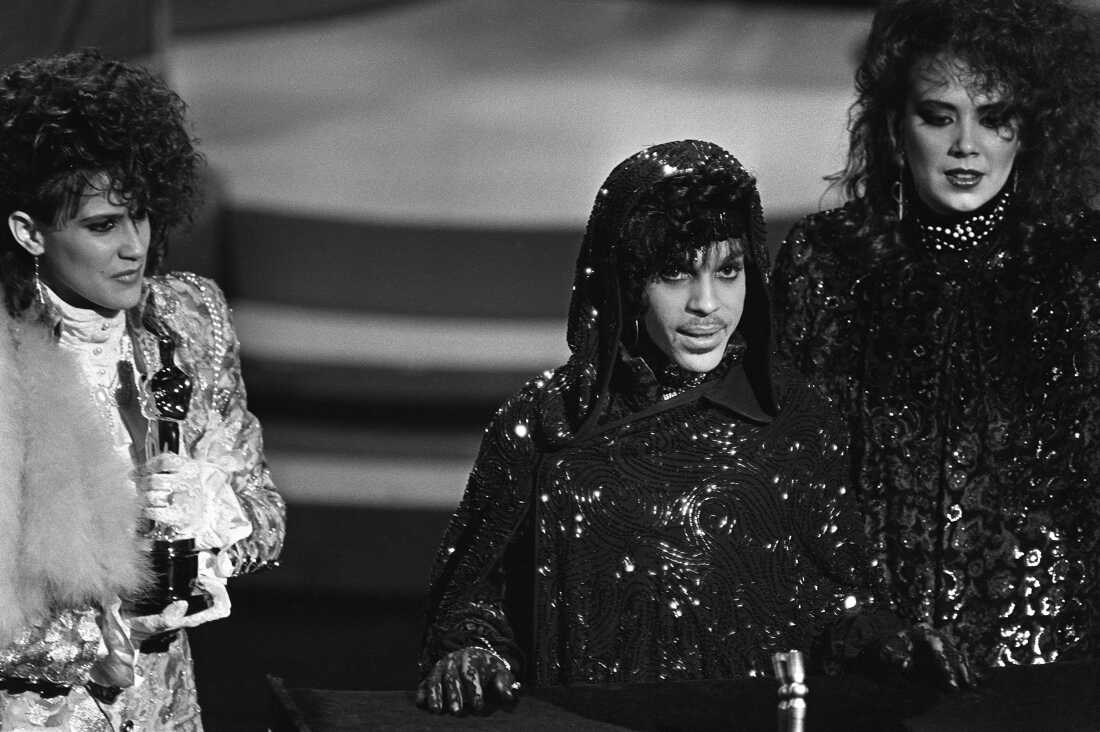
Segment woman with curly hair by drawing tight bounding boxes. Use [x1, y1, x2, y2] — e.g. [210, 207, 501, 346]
[0, 50, 285, 729]
[773, 0, 1100, 673]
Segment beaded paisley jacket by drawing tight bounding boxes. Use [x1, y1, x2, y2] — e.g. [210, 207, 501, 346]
[773, 194, 1100, 671]
[423, 142, 880, 686]
[0, 272, 286, 730]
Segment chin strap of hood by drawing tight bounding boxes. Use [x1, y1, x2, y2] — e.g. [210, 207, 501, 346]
[537, 140, 776, 449]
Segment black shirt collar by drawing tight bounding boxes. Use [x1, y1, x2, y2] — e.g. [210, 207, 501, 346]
[615, 345, 773, 425]
[699, 360, 773, 424]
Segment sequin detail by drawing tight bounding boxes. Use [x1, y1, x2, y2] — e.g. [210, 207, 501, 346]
[423, 142, 873, 686]
[136, 274, 286, 574]
[531, 375, 870, 683]
[774, 202, 1100, 669]
[422, 369, 873, 685]
[0, 273, 286, 728]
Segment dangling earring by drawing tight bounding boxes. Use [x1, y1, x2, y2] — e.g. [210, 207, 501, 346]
[1011, 168, 1018, 195]
[623, 317, 640, 349]
[33, 255, 46, 307]
[891, 170, 906, 222]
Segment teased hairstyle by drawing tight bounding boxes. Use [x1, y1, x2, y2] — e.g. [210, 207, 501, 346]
[833, 0, 1100, 237]
[616, 169, 751, 319]
[0, 49, 202, 316]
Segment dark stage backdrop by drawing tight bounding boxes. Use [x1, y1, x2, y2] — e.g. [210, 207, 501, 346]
[0, 0, 420, 65]
[173, 0, 426, 35]
[173, 0, 880, 36]
[0, 0, 162, 67]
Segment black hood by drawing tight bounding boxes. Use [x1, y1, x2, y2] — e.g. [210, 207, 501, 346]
[537, 140, 775, 448]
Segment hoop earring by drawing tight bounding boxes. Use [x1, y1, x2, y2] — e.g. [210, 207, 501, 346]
[891, 175, 905, 222]
[33, 255, 46, 307]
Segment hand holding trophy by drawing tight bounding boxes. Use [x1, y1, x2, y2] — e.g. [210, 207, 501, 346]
[130, 333, 215, 651]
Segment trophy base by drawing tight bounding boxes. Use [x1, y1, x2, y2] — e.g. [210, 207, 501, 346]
[127, 589, 210, 618]
[127, 537, 209, 651]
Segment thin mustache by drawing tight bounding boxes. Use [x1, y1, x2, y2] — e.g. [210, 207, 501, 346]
[679, 320, 727, 331]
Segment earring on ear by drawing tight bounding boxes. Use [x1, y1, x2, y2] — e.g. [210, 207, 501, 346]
[33, 255, 45, 307]
[623, 317, 640, 349]
[891, 169, 906, 222]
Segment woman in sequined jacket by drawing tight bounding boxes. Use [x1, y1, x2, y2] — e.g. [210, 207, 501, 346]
[0, 51, 285, 730]
[773, 0, 1100, 673]
[418, 140, 971, 715]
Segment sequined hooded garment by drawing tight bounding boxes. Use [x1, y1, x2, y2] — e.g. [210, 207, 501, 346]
[422, 141, 881, 686]
[773, 193, 1100, 670]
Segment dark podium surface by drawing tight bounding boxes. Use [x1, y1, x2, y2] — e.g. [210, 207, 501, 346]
[270, 660, 1100, 731]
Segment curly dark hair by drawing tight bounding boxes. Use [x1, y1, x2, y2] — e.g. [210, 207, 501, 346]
[833, 0, 1100, 240]
[0, 49, 202, 316]
[616, 169, 752, 320]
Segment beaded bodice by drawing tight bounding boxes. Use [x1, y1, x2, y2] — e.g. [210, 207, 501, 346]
[774, 202, 1100, 670]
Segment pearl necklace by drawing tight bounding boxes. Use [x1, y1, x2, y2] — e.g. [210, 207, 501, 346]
[916, 187, 1011, 260]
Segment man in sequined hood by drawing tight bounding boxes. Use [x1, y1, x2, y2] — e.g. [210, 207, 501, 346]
[417, 140, 969, 715]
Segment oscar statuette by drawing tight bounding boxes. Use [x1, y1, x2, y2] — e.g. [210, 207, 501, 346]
[132, 333, 206, 651]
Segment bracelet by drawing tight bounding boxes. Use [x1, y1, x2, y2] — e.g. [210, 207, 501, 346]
[469, 646, 522, 691]
[468, 645, 511, 672]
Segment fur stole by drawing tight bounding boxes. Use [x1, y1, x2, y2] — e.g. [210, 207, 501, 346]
[0, 309, 147, 646]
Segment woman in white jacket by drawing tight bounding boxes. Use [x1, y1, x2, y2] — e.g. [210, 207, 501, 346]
[0, 49, 285, 730]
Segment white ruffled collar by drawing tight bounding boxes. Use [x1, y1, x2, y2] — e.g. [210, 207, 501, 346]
[43, 283, 127, 347]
